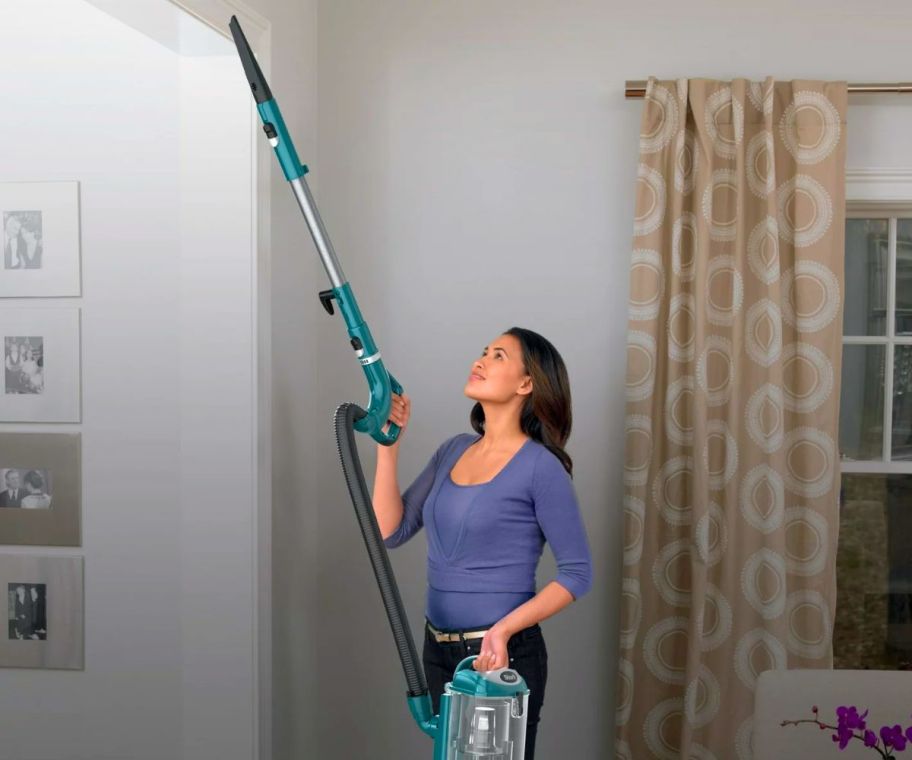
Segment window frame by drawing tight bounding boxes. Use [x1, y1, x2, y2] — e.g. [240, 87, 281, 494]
[842, 202, 912, 475]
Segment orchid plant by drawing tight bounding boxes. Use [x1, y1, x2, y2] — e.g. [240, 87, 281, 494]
[782, 706, 912, 758]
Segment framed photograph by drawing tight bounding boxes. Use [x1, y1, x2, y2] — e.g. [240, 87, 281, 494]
[0, 433, 81, 546]
[0, 554, 83, 669]
[0, 181, 81, 297]
[0, 307, 80, 422]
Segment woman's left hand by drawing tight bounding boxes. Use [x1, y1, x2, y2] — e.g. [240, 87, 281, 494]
[473, 623, 512, 671]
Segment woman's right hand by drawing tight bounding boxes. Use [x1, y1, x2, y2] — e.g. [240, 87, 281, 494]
[380, 392, 410, 441]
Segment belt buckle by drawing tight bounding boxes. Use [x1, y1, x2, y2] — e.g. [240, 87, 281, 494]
[429, 622, 486, 644]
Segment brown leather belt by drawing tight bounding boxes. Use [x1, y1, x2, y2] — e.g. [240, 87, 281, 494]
[426, 620, 489, 643]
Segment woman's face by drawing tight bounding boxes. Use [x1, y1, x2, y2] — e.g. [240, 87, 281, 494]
[463, 333, 532, 403]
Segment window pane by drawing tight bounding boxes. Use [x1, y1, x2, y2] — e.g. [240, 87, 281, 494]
[835, 474, 912, 669]
[839, 344, 885, 461]
[844, 218, 889, 336]
[894, 345, 912, 460]
[897, 219, 912, 336]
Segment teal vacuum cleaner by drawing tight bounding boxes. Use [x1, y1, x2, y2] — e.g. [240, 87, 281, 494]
[229, 17, 531, 759]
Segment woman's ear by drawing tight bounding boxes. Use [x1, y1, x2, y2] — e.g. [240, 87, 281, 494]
[517, 375, 533, 396]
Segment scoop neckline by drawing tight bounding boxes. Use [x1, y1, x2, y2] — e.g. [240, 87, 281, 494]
[446, 434, 533, 488]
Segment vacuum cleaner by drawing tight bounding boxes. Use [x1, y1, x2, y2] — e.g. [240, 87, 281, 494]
[229, 17, 531, 759]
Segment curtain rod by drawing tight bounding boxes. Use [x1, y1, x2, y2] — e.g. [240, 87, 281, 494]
[624, 80, 912, 98]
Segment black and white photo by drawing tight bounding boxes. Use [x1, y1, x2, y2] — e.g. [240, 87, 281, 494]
[7, 583, 47, 640]
[0, 308, 80, 422]
[0, 555, 82, 668]
[3, 211, 43, 270]
[4, 336, 44, 395]
[0, 182, 80, 297]
[0, 434, 79, 546]
[0, 468, 53, 509]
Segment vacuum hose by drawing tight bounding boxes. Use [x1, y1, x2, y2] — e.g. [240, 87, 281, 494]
[334, 402, 428, 698]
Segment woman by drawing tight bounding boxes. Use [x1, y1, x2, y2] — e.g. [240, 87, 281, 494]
[373, 326, 593, 759]
[19, 346, 42, 393]
[21, 470, 51, 509]
[29, 585, 47, 639]
[19, 223, 42, 269]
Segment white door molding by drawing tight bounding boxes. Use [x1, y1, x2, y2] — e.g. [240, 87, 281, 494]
[167, 2, 272, 759]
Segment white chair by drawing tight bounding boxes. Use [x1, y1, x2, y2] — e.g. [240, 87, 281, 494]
[753, 669, 912, 759]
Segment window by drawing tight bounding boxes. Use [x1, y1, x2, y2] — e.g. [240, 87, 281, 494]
[835, 209, 912, 670]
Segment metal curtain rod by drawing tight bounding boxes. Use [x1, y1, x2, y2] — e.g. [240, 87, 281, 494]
[625, 80, 912, 98]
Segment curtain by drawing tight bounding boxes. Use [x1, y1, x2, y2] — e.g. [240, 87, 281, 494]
[616, 77, 847, 759]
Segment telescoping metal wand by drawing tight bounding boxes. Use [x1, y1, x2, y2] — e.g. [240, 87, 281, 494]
[228, 15, 403, 446]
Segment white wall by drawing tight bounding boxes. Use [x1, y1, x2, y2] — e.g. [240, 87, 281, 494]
[312, 1, 912, 757]
[0, 2, 256, 758]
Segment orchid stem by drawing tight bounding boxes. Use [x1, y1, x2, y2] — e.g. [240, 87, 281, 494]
[780, 717, 890, 759]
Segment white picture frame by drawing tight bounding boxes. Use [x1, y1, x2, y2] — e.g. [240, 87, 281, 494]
[1, 307, 81, 422]
[0, 181, 81, 297]
[0, 554, 83, 670]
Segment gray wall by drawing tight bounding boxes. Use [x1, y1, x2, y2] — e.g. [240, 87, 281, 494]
[313, 4, 626, 755]
[305, 1, 912, 758]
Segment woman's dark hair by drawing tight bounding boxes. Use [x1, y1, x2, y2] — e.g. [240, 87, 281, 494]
[23, 470, 44, 491]
[469, 326, 573, 476]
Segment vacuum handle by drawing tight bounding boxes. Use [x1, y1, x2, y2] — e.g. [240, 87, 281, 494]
[454, 655, 479, 673]
[323, 284, 404, 446]
[383, 372, 404, 442]
[356, 361, 403, 446]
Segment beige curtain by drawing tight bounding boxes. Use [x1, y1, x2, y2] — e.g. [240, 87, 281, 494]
[616, 77, 847, 759]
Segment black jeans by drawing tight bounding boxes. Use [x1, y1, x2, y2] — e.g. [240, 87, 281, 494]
[422, 618, 548, 760]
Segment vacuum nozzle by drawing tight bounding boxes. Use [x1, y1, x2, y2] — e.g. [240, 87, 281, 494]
[228, 15, 273, 104]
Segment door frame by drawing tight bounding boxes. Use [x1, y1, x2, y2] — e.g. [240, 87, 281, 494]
[166, 2, 273, 758]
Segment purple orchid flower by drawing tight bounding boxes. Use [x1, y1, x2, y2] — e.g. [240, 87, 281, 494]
[881, 724, 908, 752]
[838, 706, 869, 732]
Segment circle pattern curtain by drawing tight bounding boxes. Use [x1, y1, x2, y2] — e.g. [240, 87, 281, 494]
[616, 77, 847, 760]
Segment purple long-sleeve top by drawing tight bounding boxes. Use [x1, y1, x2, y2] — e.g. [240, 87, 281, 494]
[383, 432, 593, 630]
